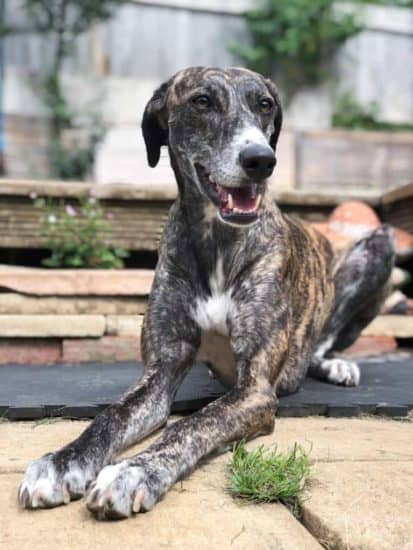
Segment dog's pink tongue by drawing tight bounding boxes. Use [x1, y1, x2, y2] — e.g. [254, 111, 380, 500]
[217, 184, 259, 213]
[232, 186, 256, 211]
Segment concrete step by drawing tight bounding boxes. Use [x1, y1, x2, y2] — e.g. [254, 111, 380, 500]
[0, 293, 147, 315]
[364, 314, 413, 338]
[0, 268, 154, 296]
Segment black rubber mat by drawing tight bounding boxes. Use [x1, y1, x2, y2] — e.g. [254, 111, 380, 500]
[1, 355, 412, 420]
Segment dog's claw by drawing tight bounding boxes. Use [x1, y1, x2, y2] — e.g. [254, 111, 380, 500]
[18, 486, 30, 508]
[86, 487, 100, 508]
[85, 479, 95, 492]
[62, 481, 71, 504]
[31, 488, 44, 508]
[133, 489, 146, 513]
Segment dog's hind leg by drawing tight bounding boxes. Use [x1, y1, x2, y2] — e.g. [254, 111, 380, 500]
[18, 272, 201, 510]
[308, 225, 395, 386]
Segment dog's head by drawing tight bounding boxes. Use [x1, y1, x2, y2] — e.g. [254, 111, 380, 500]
[142, 67, 282, 226]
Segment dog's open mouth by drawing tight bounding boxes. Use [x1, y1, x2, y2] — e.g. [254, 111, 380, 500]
[195, 164, 264, 225]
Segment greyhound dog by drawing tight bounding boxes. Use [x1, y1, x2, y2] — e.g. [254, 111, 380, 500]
[18, 67, 394, 520]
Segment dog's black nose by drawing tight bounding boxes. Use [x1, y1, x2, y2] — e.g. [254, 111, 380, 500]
[239, 144, 276, 180]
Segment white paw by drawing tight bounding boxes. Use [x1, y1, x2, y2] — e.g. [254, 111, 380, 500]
[324, 358, 360, 387]
[18, 453, 91, 509]
[86, 461, 160, 520]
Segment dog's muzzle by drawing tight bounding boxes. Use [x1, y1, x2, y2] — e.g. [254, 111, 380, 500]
[194, 144, 275, 226]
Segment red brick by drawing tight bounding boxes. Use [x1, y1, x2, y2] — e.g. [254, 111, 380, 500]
[344, 335, 397, 357]
[0, 338, 61, 364]
[62, 336, 141, 363]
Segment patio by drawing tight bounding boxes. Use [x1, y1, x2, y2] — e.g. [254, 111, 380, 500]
[1, 415, 412, 549]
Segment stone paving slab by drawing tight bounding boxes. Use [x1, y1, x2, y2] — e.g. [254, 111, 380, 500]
[0, 293, 147, 315]
[0, 268, 154, 296]
[0, 473, 323, 550]
[0, 315, 106, 337]
[1, 417, 412, 549]
[364, 315, 413, 337]
[1, 416, 412, 474]
[301, 461, 413, 550]
[0, 433, 322, 550]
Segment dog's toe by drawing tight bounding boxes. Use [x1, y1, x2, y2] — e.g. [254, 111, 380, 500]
[324, 358, 360, 386]
[19, 454, 63, 508]
[86, 461, 156, 520]
[18, 453, 92, 509]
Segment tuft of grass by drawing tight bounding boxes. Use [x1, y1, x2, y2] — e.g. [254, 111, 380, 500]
[227, 441, 312, 508]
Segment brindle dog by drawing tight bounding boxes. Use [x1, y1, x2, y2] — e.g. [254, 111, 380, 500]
[18, 67, 394, 520]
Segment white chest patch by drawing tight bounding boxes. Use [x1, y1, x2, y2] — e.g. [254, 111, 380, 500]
[191, 256, 233, 336]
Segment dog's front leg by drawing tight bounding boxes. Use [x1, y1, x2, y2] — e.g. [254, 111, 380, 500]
[18, 269, 201, 510]
[86, 324, 287, 520]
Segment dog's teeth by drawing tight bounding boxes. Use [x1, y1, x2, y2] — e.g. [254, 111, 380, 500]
[256, 194, 262, 209]
[228, 194, 233, 210]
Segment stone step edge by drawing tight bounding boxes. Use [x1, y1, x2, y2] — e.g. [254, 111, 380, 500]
[0, 293, 148, 315]
[0, 314, 411, 338]
[0, 314, 145, 338]
[0, 269, 154, 296]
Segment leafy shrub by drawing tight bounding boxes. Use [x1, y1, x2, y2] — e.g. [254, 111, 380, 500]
[50, 142, 95, 181]
[34, 195, 128, 269]
[332, 93, 413, 131]
[365, 1, 413, 6]
[230, 0, 361, 93]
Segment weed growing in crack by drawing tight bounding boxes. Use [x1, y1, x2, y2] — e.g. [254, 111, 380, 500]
[227, 441, 312, 511]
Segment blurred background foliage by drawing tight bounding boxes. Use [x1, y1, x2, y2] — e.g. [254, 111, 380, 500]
[0, 0, 127, 180]
[332, 93, 413, 131]
[231, 0, 413, 98]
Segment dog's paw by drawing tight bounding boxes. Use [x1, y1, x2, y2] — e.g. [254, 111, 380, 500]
[18, 453, 93, 509]
[323, 358, 360, 386]
[86, 461, 162, 520]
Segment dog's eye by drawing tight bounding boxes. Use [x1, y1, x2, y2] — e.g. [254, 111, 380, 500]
[192, 95, 211, 110]
[259, 98, 273, 114]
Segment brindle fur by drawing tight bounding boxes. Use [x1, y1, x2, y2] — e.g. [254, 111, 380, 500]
[18, 67, 394, 520]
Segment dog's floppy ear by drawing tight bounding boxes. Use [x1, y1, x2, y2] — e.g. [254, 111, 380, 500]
[264, 78, 283, 151]
[141, 80, 171, 168]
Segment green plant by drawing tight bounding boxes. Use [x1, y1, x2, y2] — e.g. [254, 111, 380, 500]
[363, 1, 413, 6]
[227, 441, 312, 508]
[34, 195, 128, 268]
[332, 92, 413, 131]
[230, 0, 362, 94]
[49, 120, 105, 181]
[1, 0, 127, 179]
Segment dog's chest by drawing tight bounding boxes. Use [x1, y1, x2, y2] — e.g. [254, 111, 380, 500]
[191, 256, 233, 336]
